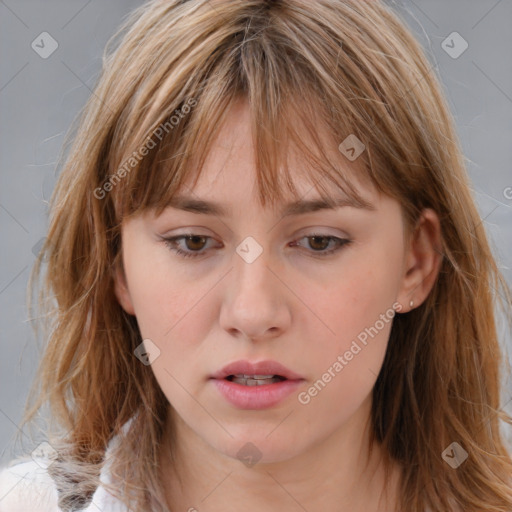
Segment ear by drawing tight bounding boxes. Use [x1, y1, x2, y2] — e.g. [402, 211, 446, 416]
[113, 260, 136, 316]
[397, 208, 443, 312]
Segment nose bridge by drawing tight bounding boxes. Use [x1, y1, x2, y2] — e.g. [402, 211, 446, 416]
[219, 235, 290, 339]
[234, 237, 274, 299]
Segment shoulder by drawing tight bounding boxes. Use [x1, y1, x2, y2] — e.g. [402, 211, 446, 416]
[0, 457, 61, 512]
[0, 418, 135, 512]
[0, 454, 131, 512]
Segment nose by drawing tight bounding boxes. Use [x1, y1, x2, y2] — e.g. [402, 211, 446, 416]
[218, 243, 292, 342]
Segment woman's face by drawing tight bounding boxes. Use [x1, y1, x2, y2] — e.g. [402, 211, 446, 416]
[114, 100, 417, 464]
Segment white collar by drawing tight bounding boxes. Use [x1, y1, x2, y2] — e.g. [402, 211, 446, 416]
[82, 417, 134, 512]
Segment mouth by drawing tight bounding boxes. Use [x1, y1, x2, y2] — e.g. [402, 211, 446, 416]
[210, 360, 304, 409]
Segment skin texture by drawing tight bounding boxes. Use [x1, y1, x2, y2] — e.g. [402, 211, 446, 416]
[114, 99, 442, 511]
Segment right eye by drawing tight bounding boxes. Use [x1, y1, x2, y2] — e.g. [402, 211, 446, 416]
[161, 234, 219, 259]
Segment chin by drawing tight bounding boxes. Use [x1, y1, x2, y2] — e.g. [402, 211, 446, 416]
[209, 429, 306, 466]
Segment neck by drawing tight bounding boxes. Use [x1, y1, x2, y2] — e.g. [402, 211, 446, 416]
[159, 398, 401, 512]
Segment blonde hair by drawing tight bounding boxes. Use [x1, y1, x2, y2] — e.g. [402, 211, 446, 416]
[15, 0, 512, 510]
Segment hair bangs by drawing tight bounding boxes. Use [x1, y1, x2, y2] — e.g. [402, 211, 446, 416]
[109, 57, 377, 226]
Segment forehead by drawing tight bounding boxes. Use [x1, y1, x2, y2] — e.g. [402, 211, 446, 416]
[117, 92, 380, 224]
[174, 98, 375, 209]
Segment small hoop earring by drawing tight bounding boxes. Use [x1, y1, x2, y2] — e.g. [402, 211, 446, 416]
[409, 299, 414, 308]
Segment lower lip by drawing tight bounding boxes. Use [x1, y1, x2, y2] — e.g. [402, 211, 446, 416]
[211, 378, 304, 410]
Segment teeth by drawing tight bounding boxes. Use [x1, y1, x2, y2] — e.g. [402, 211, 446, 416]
[233, 374, 276, 379]
[231, 375, 283, 386]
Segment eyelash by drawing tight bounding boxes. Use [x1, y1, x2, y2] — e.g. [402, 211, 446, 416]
[161, 234, 352, 259]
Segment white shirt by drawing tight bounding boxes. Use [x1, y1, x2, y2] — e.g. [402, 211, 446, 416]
[0, 433, 128, 512]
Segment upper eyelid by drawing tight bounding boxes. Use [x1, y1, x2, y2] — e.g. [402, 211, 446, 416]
[165, 231, 348, 243]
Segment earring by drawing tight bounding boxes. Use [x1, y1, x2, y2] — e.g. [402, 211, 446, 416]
[409, 299, 414, 308]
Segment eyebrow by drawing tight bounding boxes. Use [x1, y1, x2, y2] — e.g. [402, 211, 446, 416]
[164, 194, 375, 217]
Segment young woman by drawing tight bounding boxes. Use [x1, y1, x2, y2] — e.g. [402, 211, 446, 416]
[1, 0, 511, 511]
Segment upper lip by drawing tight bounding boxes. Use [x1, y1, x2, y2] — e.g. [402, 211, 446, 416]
[211, 359, 304, 380]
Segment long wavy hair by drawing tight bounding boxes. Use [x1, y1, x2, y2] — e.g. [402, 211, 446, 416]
[12, 0, 512, 510]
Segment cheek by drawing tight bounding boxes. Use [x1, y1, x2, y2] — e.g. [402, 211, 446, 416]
[123, 251, 218, 406]
[298, 242, 403, 402]
[276, 267, 397, 449]
[122, 244, 216, 351]
[309, 254, 398, 345]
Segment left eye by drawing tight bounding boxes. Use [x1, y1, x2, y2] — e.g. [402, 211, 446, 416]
[161, 234, 351, 259]
[291, 234, 351, 256]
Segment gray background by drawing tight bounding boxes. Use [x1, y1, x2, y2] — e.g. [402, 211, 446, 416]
[1, 0, 511, 466]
